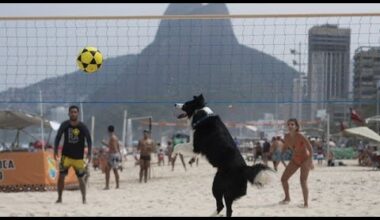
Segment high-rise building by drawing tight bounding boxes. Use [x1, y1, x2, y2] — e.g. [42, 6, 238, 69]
[291, 75, 307, 119]
[353, 46, 380, 112]
[307, 24, 351, 121]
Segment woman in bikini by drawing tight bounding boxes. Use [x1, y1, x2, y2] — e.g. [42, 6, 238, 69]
[280, 118, 314, 208]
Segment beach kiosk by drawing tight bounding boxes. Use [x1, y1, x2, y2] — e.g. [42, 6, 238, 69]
[0, 110, 78, 192]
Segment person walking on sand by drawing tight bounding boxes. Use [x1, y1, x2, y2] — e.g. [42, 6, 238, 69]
[262, 138, 271, 166]
[270, 136, 287, 171]
[102, 125, 122, 189]
[137, 130, 155, 183]
[171, 133, 188, 171]
[279, 118, 314, 208]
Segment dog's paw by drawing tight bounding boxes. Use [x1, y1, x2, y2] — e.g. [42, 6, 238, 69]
[210, 211, 218, 217]
[210, 211, 224, 217]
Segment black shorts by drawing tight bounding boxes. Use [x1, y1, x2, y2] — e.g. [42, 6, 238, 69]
[140, 155, 151, 161]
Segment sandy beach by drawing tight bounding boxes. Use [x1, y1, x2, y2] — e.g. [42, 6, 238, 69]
[1, 156, 380, 217]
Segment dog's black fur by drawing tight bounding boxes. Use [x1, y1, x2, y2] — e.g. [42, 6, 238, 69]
[176, 94, 271, 217]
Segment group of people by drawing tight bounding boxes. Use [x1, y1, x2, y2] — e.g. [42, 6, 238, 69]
[54, 105, 201, 203]
[53, 105, 163, 204]
[54, 105, 129, 204]
[252, 136, 290, 171]
[53, 105, 314, 208]
[254, 135, 341, 168]
[153, 136, 198, 172]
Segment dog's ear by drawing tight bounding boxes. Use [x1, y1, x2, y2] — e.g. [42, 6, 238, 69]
[198, 94, 205, 105]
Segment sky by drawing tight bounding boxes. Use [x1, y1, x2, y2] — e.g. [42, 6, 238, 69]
[0, 3, 380, 16]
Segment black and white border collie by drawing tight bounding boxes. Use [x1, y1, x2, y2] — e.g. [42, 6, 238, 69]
[174, 94, 272, 217]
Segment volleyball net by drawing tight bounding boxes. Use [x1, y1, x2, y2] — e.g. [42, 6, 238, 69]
[0, 12, 379, 140]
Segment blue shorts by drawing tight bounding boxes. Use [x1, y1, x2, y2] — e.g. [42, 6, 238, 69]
[273, 150, 282, 161]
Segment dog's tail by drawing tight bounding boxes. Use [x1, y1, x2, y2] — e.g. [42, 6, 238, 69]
[243, 163, 274, 186]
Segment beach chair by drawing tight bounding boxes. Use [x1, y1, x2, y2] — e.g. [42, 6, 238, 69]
[369, 152, 380, 170]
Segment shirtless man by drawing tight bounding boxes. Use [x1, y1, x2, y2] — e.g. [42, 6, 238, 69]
[137, 130, 155, 183]
[102, 125, 122, 189]
[270, 136, 287, 171]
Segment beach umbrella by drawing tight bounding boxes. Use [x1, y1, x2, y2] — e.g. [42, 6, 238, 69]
[365, 115, 380, 124]
[245, 125, 258, 132]
[343, 126, 380, 143]
[0, 110, 54, 130]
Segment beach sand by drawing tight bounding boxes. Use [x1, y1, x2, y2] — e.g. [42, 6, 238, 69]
[1, 156, 380, 217]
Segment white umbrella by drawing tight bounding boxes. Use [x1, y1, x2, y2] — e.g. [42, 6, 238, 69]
[343, 126, 380, 143]
[329, 141, 336, 147]
[245, 125, 258, 132]
[0, 110, 54, 130]
[365, 115, 380, 124]
[49, 121, 61, 131]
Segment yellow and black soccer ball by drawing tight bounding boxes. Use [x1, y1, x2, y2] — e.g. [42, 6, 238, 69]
[76, 46, 103, 74]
